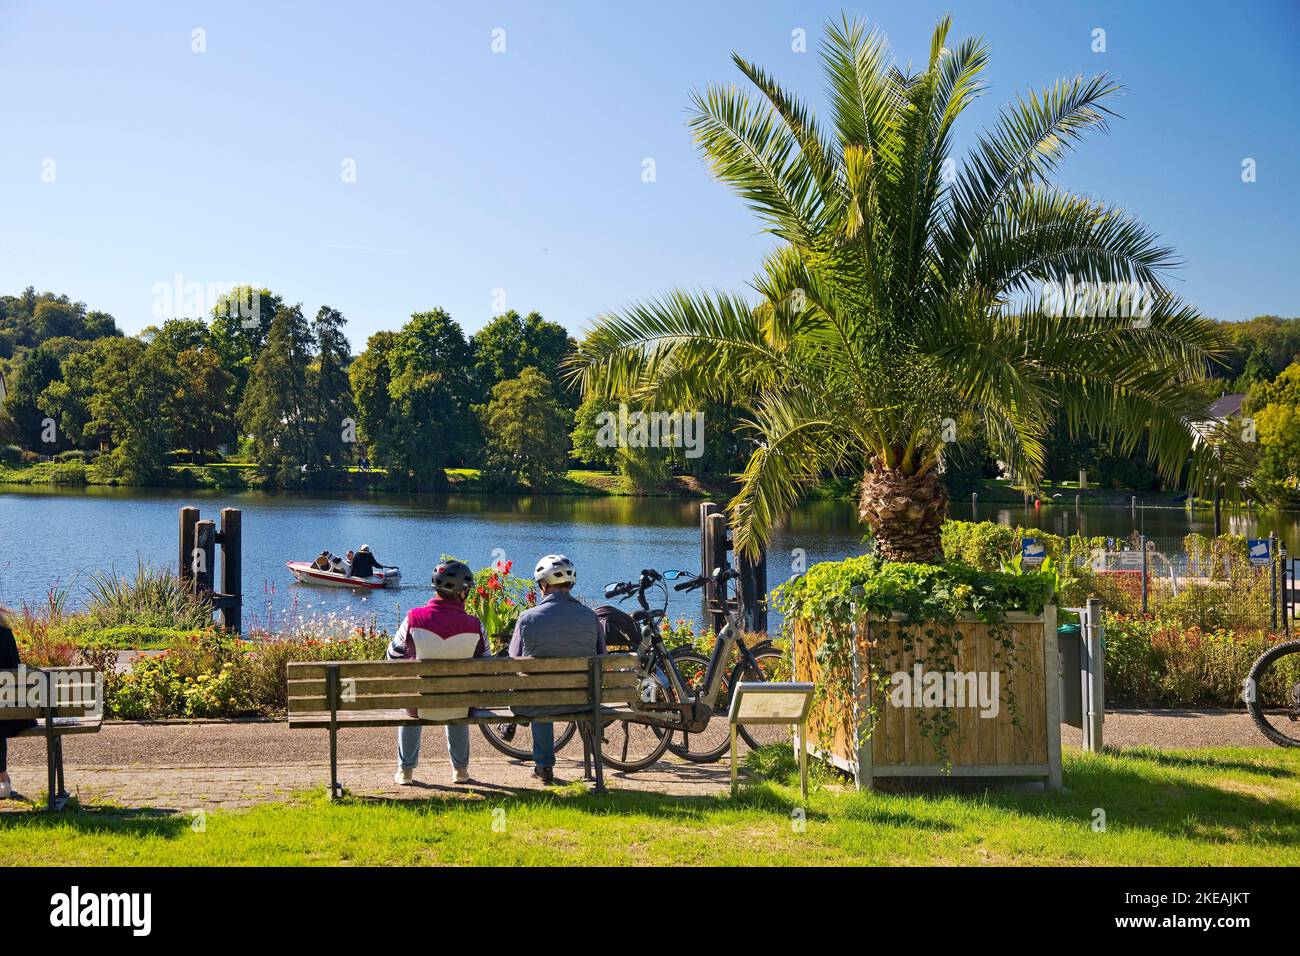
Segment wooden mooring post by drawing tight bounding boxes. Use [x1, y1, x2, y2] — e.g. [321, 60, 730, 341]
[699, 502, 767, 634]
[178, 506, 243, 633]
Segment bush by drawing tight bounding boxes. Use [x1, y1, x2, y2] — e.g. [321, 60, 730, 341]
[0, 444, 22, 463]
[83, 561, 213, 631]
[1103, 612, 1283, 707]
[47, 462, 88, 484]
[55, 449, 89, 463]
[109, 634, 252, 719]
[102, 626, 390, 719]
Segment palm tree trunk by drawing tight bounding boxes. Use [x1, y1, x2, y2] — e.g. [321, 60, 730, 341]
[858, 464, 948, 563]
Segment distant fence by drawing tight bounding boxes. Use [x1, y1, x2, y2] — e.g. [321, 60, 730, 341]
[1065, 533, 1289, 634]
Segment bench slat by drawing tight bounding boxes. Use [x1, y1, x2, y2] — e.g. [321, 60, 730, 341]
[287, 705, 638, 729]
[12, 717, 103, 735]
[289, 687, 639, 712]
[287, 670, 638, 696]
[286, 654, 636, 679]
[0, 706, 99, 720]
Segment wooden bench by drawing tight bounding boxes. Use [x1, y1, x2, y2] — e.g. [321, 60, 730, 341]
[1, 666, 103, 811]
[286, 654, 639, 795]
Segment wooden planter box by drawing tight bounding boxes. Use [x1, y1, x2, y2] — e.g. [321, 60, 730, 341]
[791, 607, 1062, 789]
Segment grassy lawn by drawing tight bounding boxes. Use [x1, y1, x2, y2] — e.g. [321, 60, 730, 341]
[3, 746, 1299, 866]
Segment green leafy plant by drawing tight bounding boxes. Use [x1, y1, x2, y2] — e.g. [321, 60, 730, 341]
[777, 555, 1055, 765]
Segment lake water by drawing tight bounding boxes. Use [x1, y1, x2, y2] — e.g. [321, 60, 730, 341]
[2, 485, 1297, 632]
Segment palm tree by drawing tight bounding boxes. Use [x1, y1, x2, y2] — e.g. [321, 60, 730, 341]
[569, 15, 1231, 563]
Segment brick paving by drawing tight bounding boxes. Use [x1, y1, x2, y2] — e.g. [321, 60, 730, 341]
[0, 709, 1283, 812]
[0, 719, 735, 811]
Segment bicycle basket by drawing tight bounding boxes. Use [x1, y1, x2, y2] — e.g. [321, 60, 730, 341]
[596, 604, 642, 650]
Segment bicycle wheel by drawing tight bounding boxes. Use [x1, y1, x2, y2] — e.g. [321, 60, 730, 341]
[479, 720, 578, 761]
[597, 667, 673, 772]
[729, 644, 795, 751]
[664, 648, 731, 763]
[1245, 640, 1300, 747]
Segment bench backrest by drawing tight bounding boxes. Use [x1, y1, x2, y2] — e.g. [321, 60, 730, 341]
[0, 666, 101, 720]
[286, 654, 639, 716]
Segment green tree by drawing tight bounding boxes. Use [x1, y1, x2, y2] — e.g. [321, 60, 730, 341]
[351, 310, 473, 489]
[238, 303, 314, 485]
[37, 339, 112, 450]
[172, 347, 236, 459]
[348, 330, 396, 467]
[1248, 362, 1300, 502]
[310, 305, 355, 477]
[570, 393, 618, 469]
[572, 16, 1230, 561]
[84, 338, 181, 482]
[482, 366, 570, 488]
[209, 287, 283, 408]
[471, 310, 577, 406]
[4, 344, 65, 448]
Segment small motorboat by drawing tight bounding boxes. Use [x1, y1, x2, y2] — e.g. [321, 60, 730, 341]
[286, 561, 402, 590]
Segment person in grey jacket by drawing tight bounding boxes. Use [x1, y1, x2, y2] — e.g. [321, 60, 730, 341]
[509, 554, 604, 784]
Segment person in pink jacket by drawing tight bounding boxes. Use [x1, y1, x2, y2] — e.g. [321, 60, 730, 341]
[388, 560, 488, 785]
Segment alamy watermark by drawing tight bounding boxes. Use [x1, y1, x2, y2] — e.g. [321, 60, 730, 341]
[888, 665, 1001, 718]
[1040, 278, 1158, 326]
[594, 403, 705, 459]
[0, 665, 103, 717]
[151, 274, 261, 328]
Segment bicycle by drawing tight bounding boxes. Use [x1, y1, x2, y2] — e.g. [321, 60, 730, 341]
[479, 716, 578, 761]
[595, 564, 789, 769]
[1245, 640, 1300, 747]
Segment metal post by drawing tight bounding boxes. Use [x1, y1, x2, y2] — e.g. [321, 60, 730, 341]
[327, 665, 341, 800]
[1084, 598, 1104, 753]
[798, 719, 808, 803]
[589, 657, 605, 794]
[1270, 532, 1279, 631]
[1140, 534, 1148, 615]
[729, 723, 738, 797]
[971, 491, 977, 521]
[41, 671, 58, 812]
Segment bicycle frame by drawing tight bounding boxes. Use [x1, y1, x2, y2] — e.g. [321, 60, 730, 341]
[611, 566, 756, 734]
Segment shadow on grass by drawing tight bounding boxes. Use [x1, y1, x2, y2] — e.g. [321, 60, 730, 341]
[867, 747, 1300, 848]
[1103, 746, 1294, 779]
[0, 799, 193, 841]
[347, 776, 823, 821]
[5, 747, 1298, 854]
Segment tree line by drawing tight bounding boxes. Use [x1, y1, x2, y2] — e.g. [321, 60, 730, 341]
[1, 286, 1297, 502]
[0, 286, 748, 489]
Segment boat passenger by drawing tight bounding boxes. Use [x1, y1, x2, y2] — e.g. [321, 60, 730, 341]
[351, 545, 381, 578]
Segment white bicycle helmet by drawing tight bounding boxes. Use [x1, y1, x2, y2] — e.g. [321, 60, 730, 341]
[534, 554, 577, 586]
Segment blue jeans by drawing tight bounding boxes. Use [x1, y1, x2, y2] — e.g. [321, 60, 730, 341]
[531, 721, 555, 769]
[398, 724, 470, 772]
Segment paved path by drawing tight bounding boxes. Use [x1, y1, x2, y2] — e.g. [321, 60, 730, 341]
[1, 720, 736, 811]
[0, 709, 1283, 812]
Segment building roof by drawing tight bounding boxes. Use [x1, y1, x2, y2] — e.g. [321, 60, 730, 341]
[1205, 393, 1246, 419]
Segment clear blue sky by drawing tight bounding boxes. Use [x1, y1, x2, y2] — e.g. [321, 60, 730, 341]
[1, 0, 1296, 345]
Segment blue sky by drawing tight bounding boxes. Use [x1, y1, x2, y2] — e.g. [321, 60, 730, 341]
[1, 0, 1296, 346]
